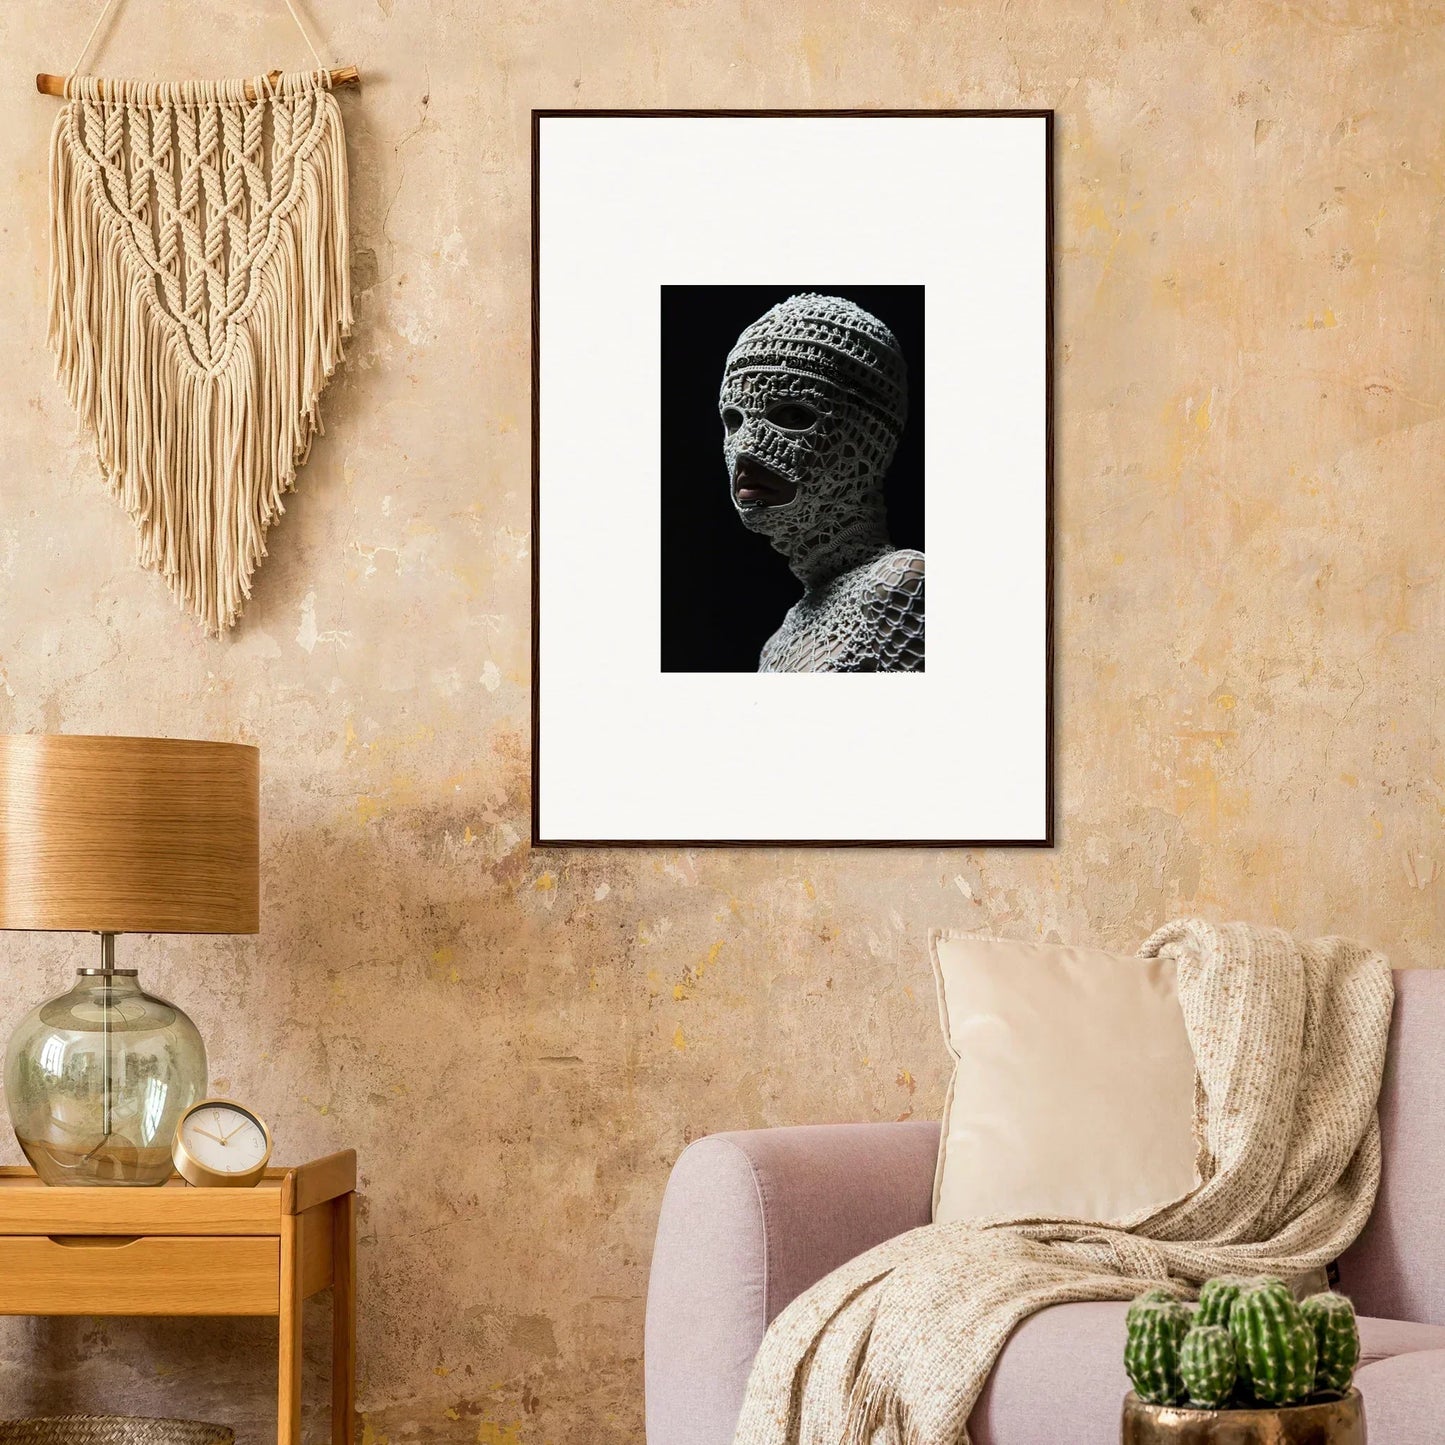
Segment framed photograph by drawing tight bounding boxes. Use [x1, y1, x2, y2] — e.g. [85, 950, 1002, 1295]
[533, 110, 1052, 846]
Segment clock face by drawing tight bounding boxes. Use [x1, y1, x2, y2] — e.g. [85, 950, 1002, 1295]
[178, 1103, 269, 1176]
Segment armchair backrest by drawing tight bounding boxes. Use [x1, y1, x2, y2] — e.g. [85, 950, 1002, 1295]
[1337, 968, 1445, 1324]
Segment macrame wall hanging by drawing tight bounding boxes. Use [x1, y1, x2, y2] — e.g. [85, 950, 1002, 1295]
[40, 0, 359, 634]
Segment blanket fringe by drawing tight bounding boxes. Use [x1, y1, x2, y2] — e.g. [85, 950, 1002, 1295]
[842, 1369, 914, 1445]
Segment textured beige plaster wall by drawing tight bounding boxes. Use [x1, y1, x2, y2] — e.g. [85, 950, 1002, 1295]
[0, 1, 1440, 1441]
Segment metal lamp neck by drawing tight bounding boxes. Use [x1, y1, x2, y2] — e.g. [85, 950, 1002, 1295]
[91, 931, 124, 977]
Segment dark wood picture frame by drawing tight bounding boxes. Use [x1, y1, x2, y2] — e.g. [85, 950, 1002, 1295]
[531, 108, 1054, 848]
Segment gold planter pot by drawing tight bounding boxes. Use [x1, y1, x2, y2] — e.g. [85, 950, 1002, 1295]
[1121, 1390, 1365, 1445]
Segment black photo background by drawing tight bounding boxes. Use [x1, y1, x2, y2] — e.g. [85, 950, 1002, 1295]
[660, 285, 925, 673]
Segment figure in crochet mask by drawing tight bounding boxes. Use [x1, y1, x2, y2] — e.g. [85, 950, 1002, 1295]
[720, 293, 925, 673]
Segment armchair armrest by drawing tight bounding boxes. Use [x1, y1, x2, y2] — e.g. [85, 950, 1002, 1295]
[644, 1120, 939, 1445]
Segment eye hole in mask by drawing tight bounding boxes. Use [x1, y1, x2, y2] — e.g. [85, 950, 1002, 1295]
[765, 402, 820, 433]
[721, 406, 745, 433]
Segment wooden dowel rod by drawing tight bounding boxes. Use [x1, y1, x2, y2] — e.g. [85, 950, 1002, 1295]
[35, 65, 359, 99]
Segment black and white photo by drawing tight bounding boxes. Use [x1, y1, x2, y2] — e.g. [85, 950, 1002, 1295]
[661, 285, 925, 674]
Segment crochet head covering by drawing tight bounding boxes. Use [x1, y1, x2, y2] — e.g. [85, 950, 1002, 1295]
[719, 293, 908, 578]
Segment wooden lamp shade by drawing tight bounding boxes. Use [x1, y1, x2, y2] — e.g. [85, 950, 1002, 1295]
[0, 735, 259, 934]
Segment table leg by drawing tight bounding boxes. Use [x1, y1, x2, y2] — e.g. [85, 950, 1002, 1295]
[332, 1192, 356, 1445]
[279, 1212, 303, 1445]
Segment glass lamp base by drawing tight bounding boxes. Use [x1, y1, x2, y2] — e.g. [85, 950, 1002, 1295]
[3, 959, 207, 1187]
[14, 1136, 180, 1187]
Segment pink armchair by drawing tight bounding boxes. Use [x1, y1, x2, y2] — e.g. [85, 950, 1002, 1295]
[646, 969, 1445, 1445]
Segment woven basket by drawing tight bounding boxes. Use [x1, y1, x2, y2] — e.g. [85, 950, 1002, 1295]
[0, 1420, 233, 1445]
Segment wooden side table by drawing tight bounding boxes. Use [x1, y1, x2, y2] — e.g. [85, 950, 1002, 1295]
[0, 1150, 357, 1445]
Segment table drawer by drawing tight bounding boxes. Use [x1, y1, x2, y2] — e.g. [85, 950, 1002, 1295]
[0, 1234, 279, 1315]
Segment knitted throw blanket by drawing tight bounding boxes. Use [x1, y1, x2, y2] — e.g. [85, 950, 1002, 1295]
[733, 920, 1393, 1445]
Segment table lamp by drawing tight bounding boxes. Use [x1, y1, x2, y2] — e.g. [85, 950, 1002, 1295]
[0, 735, 259, 1186]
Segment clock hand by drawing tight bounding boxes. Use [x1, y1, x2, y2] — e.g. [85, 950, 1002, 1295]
[190, 1126, 227, 1145]
[218, 1111, 252, 1144]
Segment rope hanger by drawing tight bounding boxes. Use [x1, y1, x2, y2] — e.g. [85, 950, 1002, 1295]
[36, 0, 360, 100]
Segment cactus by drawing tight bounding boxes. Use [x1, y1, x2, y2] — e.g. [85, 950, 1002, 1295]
[1125, 1297, 1194, 1405]
[1179, 1324, 1238, 1408]
[1130, 1287, 1177, 1310]
[1123, 1276, 1357, 1412]
[1126, 1287, 1179, 1329]
[1196, 1275, 1259, 1329]
[1229, 1278, 1318, 1406]
[1301, 1292, 1360, 1394]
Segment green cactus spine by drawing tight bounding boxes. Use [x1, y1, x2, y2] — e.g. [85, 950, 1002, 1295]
[1130, 1288, 1177, 1312]
[1301, 1292, 1360, 1394]
[1179, 1324, 1238, 1408]
[1125, 1298, 1194, 1405]
[1229, 1279, 1317, 1406]
[1125, 1288, 1183, 1338]
[1195, 1275, 1258, 1329]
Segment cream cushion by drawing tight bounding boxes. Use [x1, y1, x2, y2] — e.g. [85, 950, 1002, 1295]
[931, 931, 1199, 1226]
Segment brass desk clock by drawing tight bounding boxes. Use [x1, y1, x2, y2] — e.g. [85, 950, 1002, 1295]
[173, 1099, 273, 1188]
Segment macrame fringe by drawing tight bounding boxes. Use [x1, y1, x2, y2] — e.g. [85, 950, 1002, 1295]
[48, 74, 352, 634]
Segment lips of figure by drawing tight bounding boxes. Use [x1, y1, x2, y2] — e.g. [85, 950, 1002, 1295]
[733, 459, 798, 509]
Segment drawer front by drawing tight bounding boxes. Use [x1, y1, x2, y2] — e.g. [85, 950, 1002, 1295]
[0, 1235, 279, 1316]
